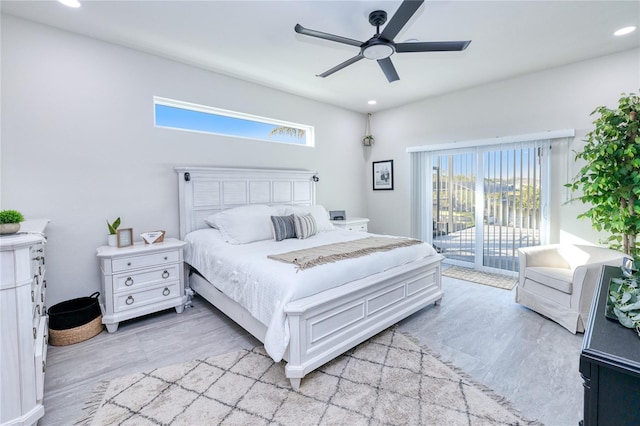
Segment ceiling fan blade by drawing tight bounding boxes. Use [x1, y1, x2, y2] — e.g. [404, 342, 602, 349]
[295, 24, 362, 48]
[317, 55, 364, 78]
[380, 0, 424, 41]
[395, 40, 471, 53]
[377, 57, 400, 82]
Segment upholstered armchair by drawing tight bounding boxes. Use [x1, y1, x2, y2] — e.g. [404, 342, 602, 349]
[516, 244, 630, 333]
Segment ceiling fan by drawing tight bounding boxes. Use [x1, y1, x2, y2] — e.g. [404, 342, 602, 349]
[294, 0, 471, 83]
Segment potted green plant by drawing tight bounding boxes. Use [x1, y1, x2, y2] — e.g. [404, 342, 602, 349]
[567, 91, 640, 334]
[0, 209, 25, 235]
[362, 113, 374, 146]
[106, 217, 121, 247]
[607, 259, 640, 337]
[566, 91, 640, 259]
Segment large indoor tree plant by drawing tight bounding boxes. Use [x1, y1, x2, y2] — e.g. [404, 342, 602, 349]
[567, 91, 640, 259]
[567, 91, 640, 335]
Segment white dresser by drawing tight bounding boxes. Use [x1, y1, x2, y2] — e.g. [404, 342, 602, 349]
[97, 238, 187, 333]
[0, 220, 49, 426]
[331, 217, 369, 232]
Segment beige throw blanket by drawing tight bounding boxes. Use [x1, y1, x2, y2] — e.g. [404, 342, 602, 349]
[268, 236, 423, 271]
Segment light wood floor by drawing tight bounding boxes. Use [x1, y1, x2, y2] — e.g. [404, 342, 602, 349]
[40, 274, 584, 425]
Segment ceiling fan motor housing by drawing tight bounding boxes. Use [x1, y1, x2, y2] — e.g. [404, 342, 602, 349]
[369, 10, 388, 28]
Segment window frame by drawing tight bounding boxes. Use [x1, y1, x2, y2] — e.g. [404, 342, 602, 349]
[153, 96, 315, 147]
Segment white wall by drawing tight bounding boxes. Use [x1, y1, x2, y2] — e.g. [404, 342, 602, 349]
[366, 48, 640, 245]
[1, 16, 368, 305]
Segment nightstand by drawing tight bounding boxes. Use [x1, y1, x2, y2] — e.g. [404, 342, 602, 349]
[96, 238, 187, 332]
[331, 217, 369, 232]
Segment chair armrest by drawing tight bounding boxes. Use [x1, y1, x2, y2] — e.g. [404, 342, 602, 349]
[572, 256, 629, 319]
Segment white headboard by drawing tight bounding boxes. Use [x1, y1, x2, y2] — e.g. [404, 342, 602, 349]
[175, 166, 317, 239]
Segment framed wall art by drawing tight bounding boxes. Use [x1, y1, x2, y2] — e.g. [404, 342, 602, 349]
[373, 160, 394, 190]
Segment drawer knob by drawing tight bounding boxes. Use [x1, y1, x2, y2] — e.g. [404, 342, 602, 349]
[126, 296, 135, 305]
[164, 256, 168, 260]
[33, 327, 37, 339]
[162, 270, 170, 279]
[127, 262, 132, 266]
[125, 277, 134, 286]
[32, 256, 41, 261]
[162, 287, 170, 296]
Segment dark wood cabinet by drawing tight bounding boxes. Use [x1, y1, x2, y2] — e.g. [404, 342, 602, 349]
[580, 265, 640, 426]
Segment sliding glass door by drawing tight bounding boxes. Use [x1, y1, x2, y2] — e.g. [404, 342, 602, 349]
[432, 153, 477, 264]
[429, 141, 549, 273]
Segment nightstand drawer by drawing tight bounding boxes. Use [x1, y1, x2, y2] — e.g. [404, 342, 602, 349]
[112, 250, 180, 272]
[113, 264, 180, 292]
[114, 281, 181, 312]
[346, 224, 368, 232]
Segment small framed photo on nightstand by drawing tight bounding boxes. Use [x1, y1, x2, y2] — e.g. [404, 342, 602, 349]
[117, 228, 134, 248]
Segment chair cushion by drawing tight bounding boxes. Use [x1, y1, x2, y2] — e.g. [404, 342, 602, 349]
[525, 266, 573, 294]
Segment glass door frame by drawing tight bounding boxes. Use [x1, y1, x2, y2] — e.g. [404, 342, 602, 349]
[430, 143, 551, 275]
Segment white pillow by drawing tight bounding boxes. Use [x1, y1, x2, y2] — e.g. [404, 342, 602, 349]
[271, 205, 290, 216]
[285, 205, 334, 232]
[209, 205, 276, 244]
[204, 215, 219, 228]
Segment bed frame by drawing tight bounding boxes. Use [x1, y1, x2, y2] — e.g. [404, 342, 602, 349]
[176, 166, 444, 389]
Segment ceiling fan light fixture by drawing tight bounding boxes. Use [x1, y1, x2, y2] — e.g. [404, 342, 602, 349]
[363, 43, 394, 60]
[614, 26, 637, 36]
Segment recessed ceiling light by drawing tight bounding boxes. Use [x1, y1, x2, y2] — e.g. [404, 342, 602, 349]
[58, 0, 81, 8]
[614, 26, 637, 36]
[368, 100, 377, 105]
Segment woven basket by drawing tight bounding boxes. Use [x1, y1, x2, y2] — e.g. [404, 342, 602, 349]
[48, 292, 103, 346]
[49, 315, 104, 346]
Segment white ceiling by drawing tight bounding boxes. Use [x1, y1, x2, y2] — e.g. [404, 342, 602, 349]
[2, 0, 639, 113]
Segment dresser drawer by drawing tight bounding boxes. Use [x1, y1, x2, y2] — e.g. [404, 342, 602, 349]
[34, 315, 48, 403]
[346, 224, 368, 232]
[113, 264, 180, 292]
[112, 250, 180, 272]
[114, 281, 181, 313]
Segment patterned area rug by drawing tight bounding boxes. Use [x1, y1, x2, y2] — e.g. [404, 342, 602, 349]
[442, 266, 518, 290]
[78, 328, 537, 425]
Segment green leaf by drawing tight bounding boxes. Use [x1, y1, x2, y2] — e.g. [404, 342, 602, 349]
[619, 300, 640, 312]
[614, 307, 636, 328]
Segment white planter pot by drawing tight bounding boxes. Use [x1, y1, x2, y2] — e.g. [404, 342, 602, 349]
[107, 234, 117, 247]
[0, 223, 20, 235]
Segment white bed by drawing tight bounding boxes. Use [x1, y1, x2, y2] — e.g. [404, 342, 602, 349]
[176, 166, 444, 389]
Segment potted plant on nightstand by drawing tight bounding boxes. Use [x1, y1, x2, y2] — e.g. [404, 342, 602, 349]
[0, 209, 25, 235]
[106, 217, 121, 247]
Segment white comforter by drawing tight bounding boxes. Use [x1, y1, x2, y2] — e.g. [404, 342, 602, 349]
[184, 228, 436, 361]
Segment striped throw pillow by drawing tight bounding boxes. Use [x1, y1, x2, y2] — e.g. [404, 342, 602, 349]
[271, 215, 296, 241]
[294, 213, 317, 239]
